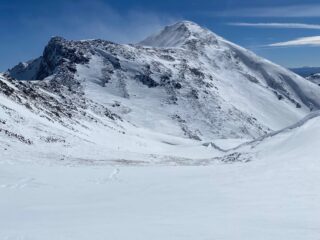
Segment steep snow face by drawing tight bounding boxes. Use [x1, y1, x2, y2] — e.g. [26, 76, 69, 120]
[6, 21, 320, 143]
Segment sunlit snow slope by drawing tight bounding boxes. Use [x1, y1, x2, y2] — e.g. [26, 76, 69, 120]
[235, 111, 320, 162]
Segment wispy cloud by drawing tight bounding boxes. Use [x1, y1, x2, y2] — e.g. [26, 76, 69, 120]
[229, 22, 320, 30]
[269, 36, 320, 47]
[217, 4, 320, 17]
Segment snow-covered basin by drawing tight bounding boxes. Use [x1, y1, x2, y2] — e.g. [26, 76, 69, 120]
[1, 113, 320, 240]
[1, 153, 319, 240]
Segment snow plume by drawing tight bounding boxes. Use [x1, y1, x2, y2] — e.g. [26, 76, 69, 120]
[21, 0, 179, 44]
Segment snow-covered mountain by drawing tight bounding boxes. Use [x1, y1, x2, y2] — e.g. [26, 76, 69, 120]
[290, 66, 320, 77]
[306, 73, 320, 86]
[2, 20, 320, 161]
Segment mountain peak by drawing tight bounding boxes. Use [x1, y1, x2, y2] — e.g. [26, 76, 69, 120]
[138, 20, 217, 48]
[47, 36, 67, 45]
[172, 20, 201, 28]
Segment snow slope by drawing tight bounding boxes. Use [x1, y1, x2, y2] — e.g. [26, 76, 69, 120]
[0, 73, 223, 164]
[234, 111, 320, 162]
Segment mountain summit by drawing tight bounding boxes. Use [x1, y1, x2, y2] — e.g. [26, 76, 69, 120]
[139, 21, 218, 48]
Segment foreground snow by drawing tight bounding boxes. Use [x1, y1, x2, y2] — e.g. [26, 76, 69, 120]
[1, 113, 320, 240]
[1, 154, 319, 240]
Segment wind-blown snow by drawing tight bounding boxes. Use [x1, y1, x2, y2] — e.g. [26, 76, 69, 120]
[139, 21, 218, 48]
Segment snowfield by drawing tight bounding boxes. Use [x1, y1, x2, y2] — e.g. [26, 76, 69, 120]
[1, 21, 320, 239]
[1, 141, 320, 240]
[1, 112, 320, 240]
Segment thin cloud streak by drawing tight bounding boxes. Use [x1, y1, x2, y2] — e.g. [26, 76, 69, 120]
[269, 36, 320, 47]
[216, 4, 320, 17]
[229, 22, 320, 30]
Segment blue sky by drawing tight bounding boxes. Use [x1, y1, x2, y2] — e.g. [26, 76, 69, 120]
[2, 0, 320, 70]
